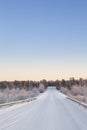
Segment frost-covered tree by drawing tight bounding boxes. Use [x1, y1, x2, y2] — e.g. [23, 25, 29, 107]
[39, 83, 45, 93]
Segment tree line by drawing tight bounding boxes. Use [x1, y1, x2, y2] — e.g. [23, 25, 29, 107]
[0, 78, 87, 90]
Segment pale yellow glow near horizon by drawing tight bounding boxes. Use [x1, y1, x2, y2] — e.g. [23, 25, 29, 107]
[0, 61, 87, 81]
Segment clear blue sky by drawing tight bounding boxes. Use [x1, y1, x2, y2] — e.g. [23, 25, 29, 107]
[0, 0, 87, 81]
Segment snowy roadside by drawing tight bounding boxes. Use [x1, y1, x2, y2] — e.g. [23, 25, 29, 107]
[60, 86, 87, 108]
[66, 96, 87, 108]
[0, 96, 37, 108]
[59, 90, 87, 108]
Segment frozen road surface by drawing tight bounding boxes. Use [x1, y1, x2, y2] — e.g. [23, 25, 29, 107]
[0, 87, 87, 130]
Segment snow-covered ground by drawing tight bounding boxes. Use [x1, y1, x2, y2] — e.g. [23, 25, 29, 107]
[0, 87, 87, 130]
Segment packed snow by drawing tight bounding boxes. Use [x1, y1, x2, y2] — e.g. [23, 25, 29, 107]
[0, 87, 87, 130]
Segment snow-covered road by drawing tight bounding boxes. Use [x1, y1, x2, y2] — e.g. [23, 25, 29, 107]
[0, 87, 87, 130]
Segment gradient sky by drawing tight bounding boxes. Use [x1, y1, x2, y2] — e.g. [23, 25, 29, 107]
[0, 0, 87, 81]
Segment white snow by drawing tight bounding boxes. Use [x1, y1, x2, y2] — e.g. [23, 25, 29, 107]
[0, 87, 87, 130]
